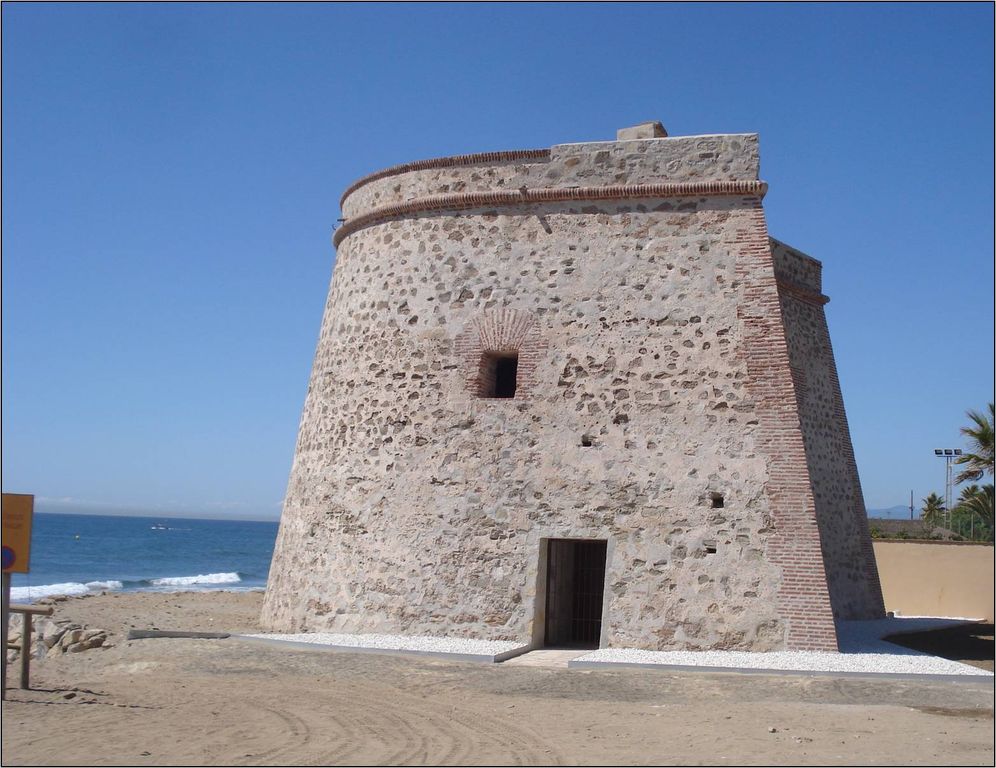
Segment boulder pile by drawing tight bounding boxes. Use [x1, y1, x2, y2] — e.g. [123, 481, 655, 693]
[6, 614, 112, 662]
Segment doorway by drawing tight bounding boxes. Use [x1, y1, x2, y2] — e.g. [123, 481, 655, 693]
[543, 538, 607, 648]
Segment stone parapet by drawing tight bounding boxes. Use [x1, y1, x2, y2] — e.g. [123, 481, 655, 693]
[340, 133, 759, 219]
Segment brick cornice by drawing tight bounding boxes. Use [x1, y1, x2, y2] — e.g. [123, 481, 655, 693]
[334, 180, 769, 247]
[339, 149, 552, 208]
[775, 278, 830, 306]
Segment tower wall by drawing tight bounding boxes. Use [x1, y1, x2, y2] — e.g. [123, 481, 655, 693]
[772, 240, 886, 619]
[262, 129, 879, 651]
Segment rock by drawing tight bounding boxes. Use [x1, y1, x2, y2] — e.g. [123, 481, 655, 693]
[768, 727, 777, 733]
[6, 618, 113, 657]
[42, 622, 69, 649]
[79, 634, 105, 650]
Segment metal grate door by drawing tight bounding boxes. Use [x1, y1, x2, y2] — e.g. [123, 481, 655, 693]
[544, 539, 607, 648]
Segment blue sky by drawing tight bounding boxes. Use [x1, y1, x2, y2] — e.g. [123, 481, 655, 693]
[2, 3, 993, 520]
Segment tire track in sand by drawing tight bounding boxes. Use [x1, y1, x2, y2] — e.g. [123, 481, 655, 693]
[236, 684, 561, 765]
[336, 687, 561, 765]
[239, 705, 316, 765]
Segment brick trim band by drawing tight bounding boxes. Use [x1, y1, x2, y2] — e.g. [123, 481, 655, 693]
[339, 149, 552, 207]
[334, 180, 769, 247]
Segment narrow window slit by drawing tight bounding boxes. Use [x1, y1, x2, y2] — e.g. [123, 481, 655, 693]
[479, 352, 518, 398]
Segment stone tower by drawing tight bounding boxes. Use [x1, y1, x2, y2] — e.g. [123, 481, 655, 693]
[262, 122, 885, 652]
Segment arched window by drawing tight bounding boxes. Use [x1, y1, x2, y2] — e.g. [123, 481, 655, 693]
[456, 308, 546, 401]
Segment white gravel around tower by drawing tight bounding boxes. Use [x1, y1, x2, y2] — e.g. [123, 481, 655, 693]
[571, 617, 993, 676]
[246, 617, 992, 676]
[242, 631, 527, 658]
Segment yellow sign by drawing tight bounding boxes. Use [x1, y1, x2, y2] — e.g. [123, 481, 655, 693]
[2, 493, 34, 574]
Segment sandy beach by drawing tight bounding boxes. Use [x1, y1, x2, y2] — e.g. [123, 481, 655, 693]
[2, 590, 993, 766]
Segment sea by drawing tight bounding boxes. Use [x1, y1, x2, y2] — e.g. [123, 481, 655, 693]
[9, 512, 279, 603]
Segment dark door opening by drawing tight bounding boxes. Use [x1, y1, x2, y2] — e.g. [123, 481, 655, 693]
[544, 539, 607, 648]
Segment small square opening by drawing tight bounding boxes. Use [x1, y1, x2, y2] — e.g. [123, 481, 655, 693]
[480, 352, 518, 398]
[710, 494, 725, 509]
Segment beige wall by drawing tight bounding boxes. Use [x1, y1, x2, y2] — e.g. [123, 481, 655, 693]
[873, 541, 995, 622]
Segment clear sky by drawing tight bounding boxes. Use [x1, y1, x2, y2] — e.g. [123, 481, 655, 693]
[2, 3, 993, 520]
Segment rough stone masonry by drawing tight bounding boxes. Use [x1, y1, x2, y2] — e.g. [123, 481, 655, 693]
[261, 122, 886, 652]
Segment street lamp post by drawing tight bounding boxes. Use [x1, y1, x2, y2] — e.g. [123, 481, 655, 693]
[933, 448, 963, 531]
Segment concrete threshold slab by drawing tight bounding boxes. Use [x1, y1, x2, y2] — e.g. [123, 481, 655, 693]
[232, 634, 531, 664]
[501, 649, 589, 668]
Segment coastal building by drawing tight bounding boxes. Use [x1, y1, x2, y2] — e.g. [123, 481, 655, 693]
[261, 121, 885, 651]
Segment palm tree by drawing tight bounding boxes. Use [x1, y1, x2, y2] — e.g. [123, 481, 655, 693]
[921, 492, 946, 528]
[954, 403, 994, 484]
[955, 483, 994, 528]
[956, 484, 981, 506]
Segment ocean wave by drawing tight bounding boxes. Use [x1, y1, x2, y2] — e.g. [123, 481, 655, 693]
[11, 580, 124, 601]
[86, 580, 125, 591]
[11, 572, 247, 602]
[149, 572, 241, 587]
